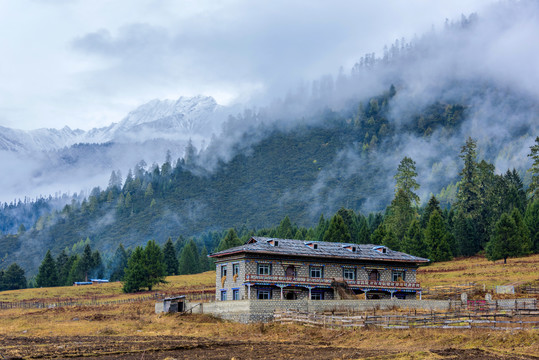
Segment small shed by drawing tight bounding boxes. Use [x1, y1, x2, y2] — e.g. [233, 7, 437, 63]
[90, 279, 110, 284]
[155, 295, 187, 314]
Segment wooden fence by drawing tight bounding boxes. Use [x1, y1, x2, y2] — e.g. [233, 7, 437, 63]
[0, 293, 163, 310]
[0, 288, 216, 310]
[274, 307, 539, 330]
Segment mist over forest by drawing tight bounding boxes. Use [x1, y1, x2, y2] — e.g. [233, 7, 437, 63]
[1, 1, 539, 278]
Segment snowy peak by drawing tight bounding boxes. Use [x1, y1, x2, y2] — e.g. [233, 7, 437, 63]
[119, 95, 218, 131]
[0, 95, 225, 153]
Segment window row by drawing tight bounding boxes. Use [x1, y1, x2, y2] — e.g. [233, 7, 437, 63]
[220, 289, 240, 301]
[220, 263, 240, 278]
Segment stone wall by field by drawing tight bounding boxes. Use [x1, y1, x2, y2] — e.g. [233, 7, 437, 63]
[193, 299, 462, 323]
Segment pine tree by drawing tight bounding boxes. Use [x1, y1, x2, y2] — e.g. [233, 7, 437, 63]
[199, 246, 210, 272]
[510, 208, 532, 255]
[357, 214, 370, 244]
[2, 263, 26, 290]
[402, 219, 427, 258]
[122, 247, 146, 292]
[424, 210, 452, 262]
[486, 213, 519, 264]
[370, 223, 386, 245]
[394, 156, 420, 205]
[55, 250, 70, 286]
[382, 228, 399, 251]
[421, 195, 441, 228]
[527, 136, 539, 200]
[524, 199, 539, 253]
[36, 250, 58, 287]
[323, 214, 351, 243]
[216, 228, 243, 252]
[386, 188, 416, 241]
[336, 208, 360, 241]
[80, 244, 94, 282]
[163, 237, 179, 276]
[178, 239, 200, 275]
[457, 137, 480, 215]
[143, 240, 166, 291]
[275, 215, 294, 238]
[109, 244, 128, 281]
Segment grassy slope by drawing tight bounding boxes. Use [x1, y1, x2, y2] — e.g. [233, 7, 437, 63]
[417, 254, 539, 289]
[0, 257, 538, 358]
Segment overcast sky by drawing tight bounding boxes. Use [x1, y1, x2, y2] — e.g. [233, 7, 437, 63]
[0, 0, 496, 131]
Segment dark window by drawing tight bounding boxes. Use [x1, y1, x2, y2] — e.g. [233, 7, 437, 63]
[220, 265, 227, 278]
[313, 244, 318, 249]
[232, 289, 240, 300]
[232, 263, 239, 276]
[343, 268, 356, 280]
[220, 290, 227, 301]
[310, 266, 323, 278]
[392, 271, 405, 282]
[257, 263, 271, 275]
[257, 289, 271, 299]
[311, 292, 323, 300]
[369, 270, 380, 281]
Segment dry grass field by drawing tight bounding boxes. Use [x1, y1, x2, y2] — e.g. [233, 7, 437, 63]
[0, 256, 538, 359]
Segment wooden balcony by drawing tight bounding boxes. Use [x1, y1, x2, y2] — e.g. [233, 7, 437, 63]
[244, 274, 421, 290]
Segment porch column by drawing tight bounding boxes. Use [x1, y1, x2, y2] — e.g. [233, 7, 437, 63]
[247, 284, 251, 300]
[308, 287, 312, 300]
[389, 290, 395, 299]
[419, 290, 422, 300]
[363, 289, 369, 300]
[278, 285, 285, 300]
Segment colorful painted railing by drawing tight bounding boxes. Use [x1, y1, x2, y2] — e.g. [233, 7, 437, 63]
[244, 274, 421, 289]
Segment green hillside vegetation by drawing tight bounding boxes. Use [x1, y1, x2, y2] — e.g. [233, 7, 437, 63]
[1, 84, 538, 282]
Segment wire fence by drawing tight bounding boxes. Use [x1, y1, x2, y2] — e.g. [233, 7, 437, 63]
[274, 301, 539, 330]
[0, 289, 215, 310]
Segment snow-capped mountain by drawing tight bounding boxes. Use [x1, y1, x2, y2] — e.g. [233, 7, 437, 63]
[0, 95, 224, 153]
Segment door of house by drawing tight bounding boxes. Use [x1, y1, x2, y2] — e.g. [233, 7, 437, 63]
[286, 265, 295, 277]
[369, 270, 379, 281]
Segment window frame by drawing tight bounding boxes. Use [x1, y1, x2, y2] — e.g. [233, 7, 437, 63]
[232, 263, 240, 276]
[220, 264, 227, 278]
[343, 268, 356, 281]
[392, 270, 406, 282]
[220, 290, 227, 301]
[257, 289, 271, 300]
[311, 292, 323, 300]
[257, 263, 272, 276]
[310, 266, 323, 278]
[232, 289, 240, 300]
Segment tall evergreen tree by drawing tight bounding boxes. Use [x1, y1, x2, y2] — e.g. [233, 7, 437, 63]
[527, 136, 539, 200]
[394, 156, 420, 205]
[386, 188, 416, 241]
[163, 237, 179, 276]
[2, 263, 26, 290]
[402, 219, 427, 258]
[275, 215, 294, 238]
[424, 210, 452, 262]
[356, 214, 370, 244]
[486, 213, 520, 264]
[122, 246, 146, 293]
[336, 208, 360, 241]
[109, 243, 128, 282]
[55, 250, 70, 286]
[199, 245, 210, 272]
[143, 240, 166, 291]
[323, 214, 351, 243]
[178, 239, 200, 275]
[524, 199, 539, 253]
[36, 250, 58, 287]
[80, 244, 94, 282]
[216, 228, 243, 252]
[421, 195, 441, 228]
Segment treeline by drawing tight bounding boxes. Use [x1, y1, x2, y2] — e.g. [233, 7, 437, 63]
[2, 136, 538, 292]
[27, 235, 215, 292]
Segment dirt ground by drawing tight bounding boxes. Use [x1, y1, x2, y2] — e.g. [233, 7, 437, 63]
[1, 334, 538, 360]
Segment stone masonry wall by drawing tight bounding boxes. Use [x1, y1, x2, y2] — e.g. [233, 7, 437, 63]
[197, 299, 460, 323]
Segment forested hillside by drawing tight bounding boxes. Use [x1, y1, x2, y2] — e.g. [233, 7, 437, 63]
[1, 11, 539, 280]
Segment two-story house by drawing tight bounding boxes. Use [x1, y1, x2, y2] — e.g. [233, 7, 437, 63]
[209, 237, 429, 301]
